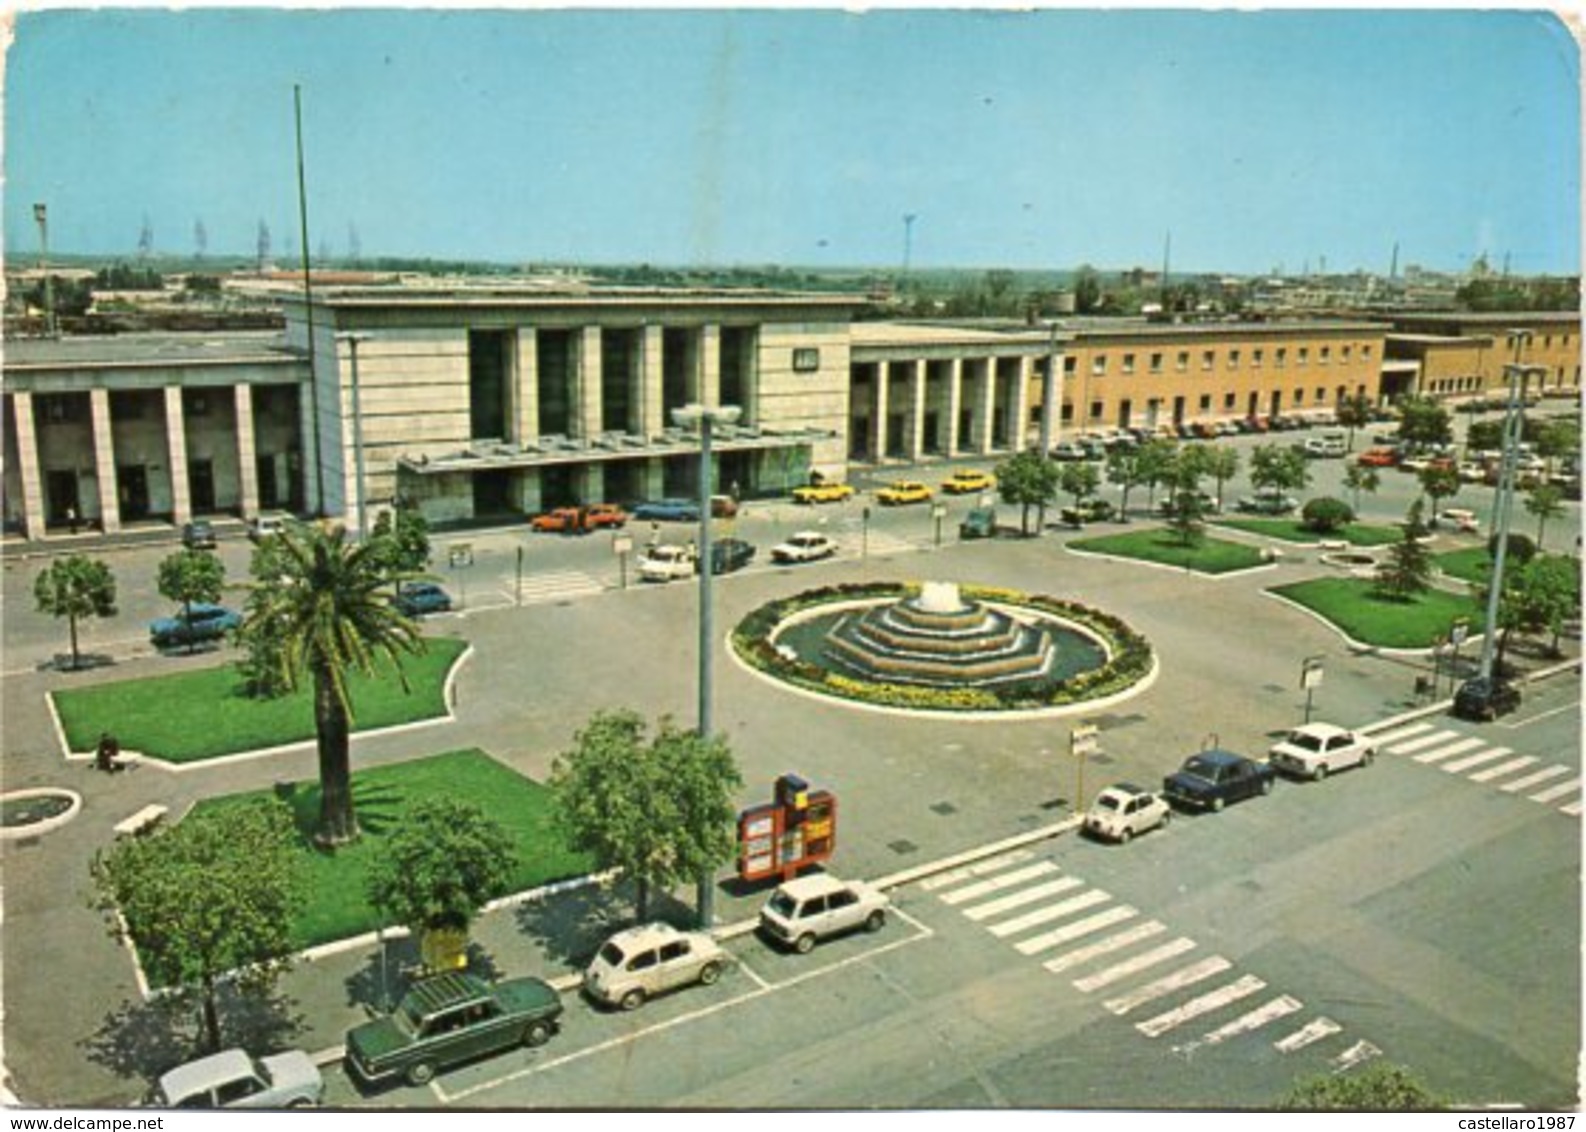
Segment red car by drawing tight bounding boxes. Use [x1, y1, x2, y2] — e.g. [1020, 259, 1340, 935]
[1356, 448, 1399, 468]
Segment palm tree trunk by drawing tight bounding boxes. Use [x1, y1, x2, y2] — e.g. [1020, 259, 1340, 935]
[68, 613, 80, 671]
[201, 975, 222, 1052]
[314, 665, 358, 845]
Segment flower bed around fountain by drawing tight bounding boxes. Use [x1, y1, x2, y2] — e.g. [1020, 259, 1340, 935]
[732, 581, 1155, 715]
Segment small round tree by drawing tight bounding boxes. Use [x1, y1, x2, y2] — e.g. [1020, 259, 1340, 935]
[1300, 496, 1354, 535]
[156, 548, 226, 654]
[34, 554, 118, 670]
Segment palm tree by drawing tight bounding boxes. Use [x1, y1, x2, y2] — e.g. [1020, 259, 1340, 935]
[244, 523, 423, 845]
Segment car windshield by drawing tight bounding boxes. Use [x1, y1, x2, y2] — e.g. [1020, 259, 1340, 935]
[1287, 732, 1325, 753]
[768, 891, 799, 917]
[597, 941, 626, 967]
[1093, 794, 1123, 813]
[1181, 757, 1220, 781]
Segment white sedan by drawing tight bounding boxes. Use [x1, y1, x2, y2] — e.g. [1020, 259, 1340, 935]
[771, 531, 838, 564]
[638, 545, 697, 582]
[1267, 723, 1376, 781]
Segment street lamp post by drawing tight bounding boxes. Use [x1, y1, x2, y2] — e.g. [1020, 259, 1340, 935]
[672, 402, 741, 929]
[338, 332, 371, 539]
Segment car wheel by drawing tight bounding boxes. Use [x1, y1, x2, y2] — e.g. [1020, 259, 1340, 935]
[1312, 765, 1328, 783]
[1119, 827, 1133, 844]
[406, 1062, 436, 1087]
[287, 1098, 316, 1109]
[794, 932, 817, 955]
[864, 909, 886, 933]
[619, 989, 646, 1012]
[523, 1019, 554, 1047]
[1211, 796, 1225, 813]
[1260, 777, 1274, 796]
[1159, 810, 1172, 828]
[699, 961, 723, 986]
[1362, 750, 1375, 767]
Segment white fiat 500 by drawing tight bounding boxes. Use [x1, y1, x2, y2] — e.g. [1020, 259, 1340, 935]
[1084, 783, 1172, 843]
[1268, 722, 1376, 782]
[583, 922, 726, 1011]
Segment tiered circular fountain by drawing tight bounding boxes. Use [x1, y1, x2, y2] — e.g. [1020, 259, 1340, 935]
[823, 581, 1066, 688]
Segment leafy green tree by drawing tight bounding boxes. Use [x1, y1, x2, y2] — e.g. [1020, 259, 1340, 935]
[1200, 445, 1241, 510]
[366, 799, 517, 947]
[1163, 488, 1208, 548]
[1073, 266, 1103, 314]
[1487, 531, 1538, 568]
[34, 554, 118, 670]
[89, 800, 305, 1053]
[1417, 464, 1460, 524]
[1524, 483, 1565, 547]
[242, 524, 424, 845]
[1465, 418, 1504, 453]
[1058, 460, 1101, 511]
[1334, 392, 1373, 452]
[369, 501, 432, 593]
[1135, 439, 1178, 512]
[1342, 463, 1380, 516]
[155, 549, 226, 655]
[1534, 418, 1579, 472]
[1375, 501, 1434, 601]
[551, 710, 742, 924]
[1513, 554, 1581, 656]
[1249, 443, 1310, 496]
[1279, 1063, 1442, 1110]
[994, 449, 1061, 536]
[1301, 497, 1354, 535]
[1105, 446, 1148, 521]
[1395, 395, 1453, 451]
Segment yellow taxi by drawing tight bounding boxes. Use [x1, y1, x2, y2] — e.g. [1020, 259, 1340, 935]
[875, 480, 933, 506]
[791, 482, 856, 504]
[942, 469, 996, 495]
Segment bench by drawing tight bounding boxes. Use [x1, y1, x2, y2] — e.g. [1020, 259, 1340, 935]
[1318, 540, 1349, 551]
[114, 804, 167, 837]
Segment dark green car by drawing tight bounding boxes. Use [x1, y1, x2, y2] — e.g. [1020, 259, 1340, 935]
[345, 972, 563, 1088]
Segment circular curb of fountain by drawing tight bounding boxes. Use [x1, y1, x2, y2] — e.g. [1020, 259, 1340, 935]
[0, 788, 83, 840]
[731, 583, 1157, 720]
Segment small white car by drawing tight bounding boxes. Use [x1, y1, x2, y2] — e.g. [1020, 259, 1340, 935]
[1268, 722, 1376, 782]
[1439, 508, 1480, 533]
[151, 1048, 324, 1109]
[638, 544, 697, 582]
[759, 873, 887, 953]
[583, 922, 726, 1010]
[770, 531, 838, 564]
[1084, 784, 1172, 843]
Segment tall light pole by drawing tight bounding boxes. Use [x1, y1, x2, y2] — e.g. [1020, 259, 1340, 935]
[338, 332, 370, 539]
[1475, 329, 1544, 685]
[672, 402, 741, 928]
[32, 203, 56, 338]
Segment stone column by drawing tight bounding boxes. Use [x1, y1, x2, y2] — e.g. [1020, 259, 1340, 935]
[89, 388, 121, 533]
[872, 363, 891, 460]
[905, 359, 926, 461]
[234, 384, 260, 519]
[975, 359, 997, 453]
[578, 463, 606, 504]
[165, 386, 191, 524]
[513, 328, 539, 443]
[638, 458, 666, 500]
[637, 324, 664, 438]
[1010, 355, 1032, 451]
[576, 326, 602, 439]
[11, 392, 46, 540]
[945, 359, 963, 457]
[699, 324, 722, 408]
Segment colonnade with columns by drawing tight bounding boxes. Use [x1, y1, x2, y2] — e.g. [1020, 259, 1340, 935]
[850, 352, 1034, 463]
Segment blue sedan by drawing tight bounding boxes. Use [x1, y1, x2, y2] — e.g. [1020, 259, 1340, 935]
[394, 582, 453, 617]
[631, 498, 701, 522]
[149, 603, 242, 649]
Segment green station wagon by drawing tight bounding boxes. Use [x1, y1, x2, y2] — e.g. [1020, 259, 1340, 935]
[344, 971, 563, 1088]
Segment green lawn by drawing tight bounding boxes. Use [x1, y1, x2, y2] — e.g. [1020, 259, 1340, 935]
[1070, 527, 1268, 575]
[55, 637, 467, 762]
[196, 749, 592, 951]
[1436, 546, 1494, 585]
[1269, 577, 1484, 649]
[1212, 517, 1405, 547]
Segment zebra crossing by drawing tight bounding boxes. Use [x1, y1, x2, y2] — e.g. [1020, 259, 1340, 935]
[506, 568, 609, 607]
[1369, 721, 1581, 817]
[922, 850, 1378, 1070]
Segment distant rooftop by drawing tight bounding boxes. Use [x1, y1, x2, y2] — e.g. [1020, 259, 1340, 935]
[4, 331, 299, 371]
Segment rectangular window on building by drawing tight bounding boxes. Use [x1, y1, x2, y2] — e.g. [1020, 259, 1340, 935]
[1361, 345, 1372, 359]
[1201, 350, 1215, 371]
[1316, 387, 1326, 402]
[1252, 348, 1264, 368]
[1297, 347, 1309, 366]
[1122, 354, 1136, 375]
[1199, 394, 1212, 411]
[1319, 346, 1330, 364]
[1176, 351, 1189, 372]
[1061, 403, 1074, 422]
[1064, 357, 1077, 374]
[1228, 349, 1241, 369]
[1341, 344, 1352, 361]
[1294, 388, 1305, 405]
[1276, 348, 1288, 368]
[792, 347, 820, 372]
[1223, 392, 1237, 410]
[1092, 355, 1107, 376]
[1149, 352, 1163, 373]
[1089, 400, 1104, 420]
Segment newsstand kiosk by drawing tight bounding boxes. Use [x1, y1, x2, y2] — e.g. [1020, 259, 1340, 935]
[736, 773, 837, 883]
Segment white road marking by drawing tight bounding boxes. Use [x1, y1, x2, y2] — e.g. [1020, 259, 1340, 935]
[1274, 1016, 1343, 1053]
[1072, 937, 1197, 993]
[1387, 729, 1459, 755]
[1559, 801, 1582, 817]
[1499, 765, 1572, 793]
[1019, 906, 1143, 957]
[918, 849, 1035, 891]
[938, 861, 1061, 905]
[1101, 955, 1233, 1016]
[964, 876, 1084, 921]
[987, 888, 1111, 937]
[1178, 994, 1304, 1055]
[1529, 777, 1581, 804]
[1136, 973, 1267, 1038]
[1369, 721, 1435, 745]
[1441, 746, 1514, 774]
[1412, 737, 1487, 764]
[1468, 755, 1539, 783]
[1331, 1039, 1383, 1073]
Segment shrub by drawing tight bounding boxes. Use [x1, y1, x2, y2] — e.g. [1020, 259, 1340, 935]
[1301, 496, 1355, 534]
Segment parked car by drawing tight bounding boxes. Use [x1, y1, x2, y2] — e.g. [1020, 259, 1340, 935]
[1162, 749, 1276, 812]
[709, 494, 739, 519]
[1356, 448, 1399, 468]
[1234, 492, 1299, 515]
[583, 923, 727, 1011]
[875, 480, 932, 506]
[1084, 784, 1172, 843]
[181, 520, 218, 550]
[1268, 723, 1376, 781]
[151, 1048, 324, 1109]
[942, 469, 996, 495]
[638, 544, 697, 583]
[1302, 434, 1348, 458]
[530, 507, 591, 534]
[706, 536, 756, 575]
[1060, 498, 1115, 526]
[791, 482, 855, 504]
[585, 503, 629, 529]
[771, 531, 838, 564]
[959, 505, 998, 540]
[758, 873, 888, 954]
[394, 582, 453, 616]
[344, 971, 563, 1088]
[1436, 508, 1480, 534]
[1049, 442, 1089, 461]
[1155, 491, 1220, 517]
[149, 603, 242, 649]
[247, 512, 291, 543]
[1452, 677, 1522, 722]
[631, 498, 701, 522]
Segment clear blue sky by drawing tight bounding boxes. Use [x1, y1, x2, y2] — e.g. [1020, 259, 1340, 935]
[5, 7, 1580, 275]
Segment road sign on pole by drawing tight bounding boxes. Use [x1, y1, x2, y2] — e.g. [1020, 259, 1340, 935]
[1300, 656, 1325, 723]
[1070, 722, 1100, 811]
